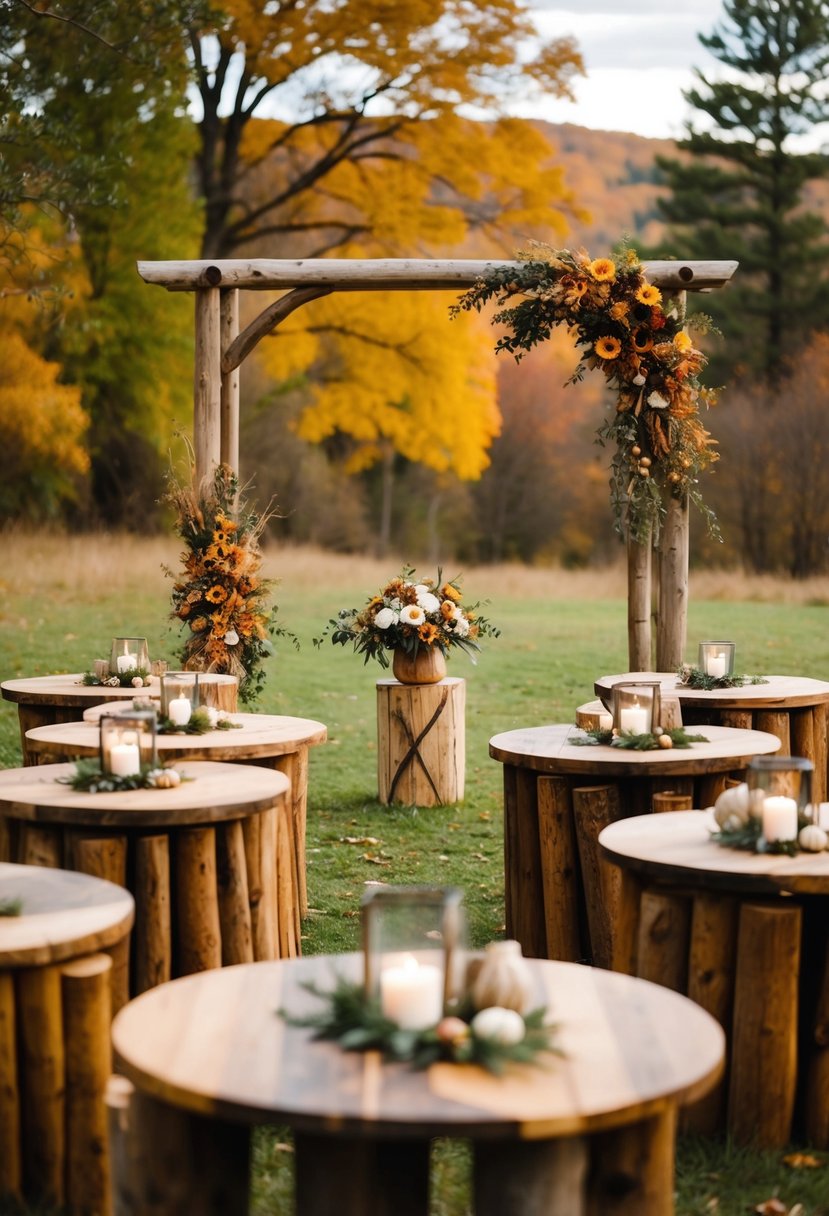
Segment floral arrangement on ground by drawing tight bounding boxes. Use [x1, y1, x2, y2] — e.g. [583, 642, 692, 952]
[164, 462, 297, 704]
[315, 566, 499, 668]
[677, 664, 768, 691]
[281, 975, 559, 1075]
[60, 760, 186, 794]
[574, 726, 708, 751]
[451, 242, 720, 541]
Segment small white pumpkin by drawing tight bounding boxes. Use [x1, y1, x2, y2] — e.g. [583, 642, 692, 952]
[470, 1006, 525, 1046]
[798, 824, 828, 852]
[151, 768, 181, 789]
[713, 782, 751, 829]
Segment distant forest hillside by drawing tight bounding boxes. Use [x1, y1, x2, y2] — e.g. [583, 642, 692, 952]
[536, 122, 676, 251]
[539, 121, 829, 255]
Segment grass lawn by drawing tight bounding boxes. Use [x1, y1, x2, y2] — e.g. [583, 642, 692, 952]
[1, 535, 828, 1215]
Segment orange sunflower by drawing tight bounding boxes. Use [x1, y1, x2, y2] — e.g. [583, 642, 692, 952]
[589, 258, 616, 282]
[419, 622, 439, 644]
[594, 336, 622, 360]
[635, 283, 662, 307]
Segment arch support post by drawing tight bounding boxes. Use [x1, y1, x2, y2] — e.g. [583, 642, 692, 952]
[194, 287, 222, 482]
[220, 288, 240, 471]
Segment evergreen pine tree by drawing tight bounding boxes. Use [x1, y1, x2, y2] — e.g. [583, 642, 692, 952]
[656, 0, 829, 386]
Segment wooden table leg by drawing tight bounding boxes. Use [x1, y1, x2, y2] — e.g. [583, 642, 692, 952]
[294, 1132, 430, 1216]
[803, 926, 829, 1148]
[503, 765, 547, 959]
[573, 784, 622, 968]
[0, 970, 21, 1198]
[62, 954, 113, 1216]
[474, 1135, 588, 1216]
[16, 962, 66, 1206]
[537, 775, 581, 961]
[134, 834, 172, 994]
[683, 892, 738, 1135]
[636, 889, 691, 993]
[728, 901, 801, 1147]
[175, 826, 222, 975]
[587, 1105, 676, 1216]
[107, 1084, 250, 1216]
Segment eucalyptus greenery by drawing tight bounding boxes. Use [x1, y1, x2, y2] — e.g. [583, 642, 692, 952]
[57, 759, 183, 794]
[573, 726, 709, 751]
[280, 976, 559, 1075]
[677, 665, 768, 691]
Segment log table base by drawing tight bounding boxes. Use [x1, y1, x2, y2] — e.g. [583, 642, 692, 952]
[0, 762, 294, 1001]
[490, 724, 781, 967]
[600, 810, 829, 1149]
[0, 863, 134, 1214]
[376, 677, 465, 806]
[109, 954, 724, 1216]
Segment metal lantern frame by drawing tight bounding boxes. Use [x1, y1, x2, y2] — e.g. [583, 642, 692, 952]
[109, 637, 150, 676]
[99, 709, 157, 776]
[611, 680, 662, 736]
[361, 885, 464, 1015]
[160, 671, 201, 720]
[698, 640, 736, 678]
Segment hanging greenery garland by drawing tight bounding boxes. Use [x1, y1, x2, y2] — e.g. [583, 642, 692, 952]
[451, 242, 721, 542]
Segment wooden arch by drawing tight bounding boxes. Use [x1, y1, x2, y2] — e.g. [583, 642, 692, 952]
[137, 256, 738, 670]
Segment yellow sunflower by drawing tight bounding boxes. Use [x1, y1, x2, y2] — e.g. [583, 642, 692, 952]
[419, 622, 439, 644]
[632, 329, 654, 354]
[674, 331, 693, 352]
[441, 582, 462, 603]
[589, 258, 616, 282]
[635, 283, 662, 306]
[206, 584, 229, 604]
[594, 336, 622, 360]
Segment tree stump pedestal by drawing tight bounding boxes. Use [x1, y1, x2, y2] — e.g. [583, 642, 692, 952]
[376, 677, 465, 806]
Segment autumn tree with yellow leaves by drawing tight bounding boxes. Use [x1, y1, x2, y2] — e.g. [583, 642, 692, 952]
[190, 0, 583, 257]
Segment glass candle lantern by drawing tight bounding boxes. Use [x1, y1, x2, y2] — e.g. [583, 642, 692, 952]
[362, 886, 465, 1030]
[698, 640, 736, 679]
[746, 755, 813, 842]
[611, 681, 661, 736]
[160, 672, 200, 725]
[109, 637, 150, 676]
[99, 710, 157, 777]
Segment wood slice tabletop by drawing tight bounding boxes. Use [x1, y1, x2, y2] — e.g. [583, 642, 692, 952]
[594, 672, 829, 710]
[599, 810, 829, 897]
[488, 724, 780, 777]
[0, 861, 134, 967]
[112, 953, 724, 1139]
[25, 714, 327, 762]
[0, 761, 289, 827]
[1, 672, 236, 707]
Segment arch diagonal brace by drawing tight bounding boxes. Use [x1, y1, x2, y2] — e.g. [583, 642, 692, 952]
[222, 285, 333, 374]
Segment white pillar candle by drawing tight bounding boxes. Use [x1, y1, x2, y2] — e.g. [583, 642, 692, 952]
[108, 742, 140, 777]
[619, 703, 649, 734]
[761, 795, 798, 842]
[705, 652, 727, 678]
[168, 694, 192, 726]
[116, 653, 138, 674]
[598, 712, 613, 732]
[816, 802, 829, 830]
[379, 955, 443, 1030]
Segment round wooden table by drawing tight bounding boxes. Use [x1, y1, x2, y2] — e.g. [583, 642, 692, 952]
[24, 712, 328, 927]
[0, 862, 134, 1213]
[595, 672, 829, 800]
[599, 810, 829, 1150]
[0, 761, 293, 1002]
[110, 952, 724, 1216]
[489, 723, 781, 967]
[2, 672, 239, 764]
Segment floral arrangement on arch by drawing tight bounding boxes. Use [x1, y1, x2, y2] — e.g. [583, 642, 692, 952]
[164, 463, 295, 704]
[316, 567, 499, 667]
[451, 243, 720, 540]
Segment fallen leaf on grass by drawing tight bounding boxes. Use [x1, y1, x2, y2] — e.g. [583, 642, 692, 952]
[471, 852, 490, 862]
[478, 812, 491, 822]
[782, 1153, 824, 1169]
[754, 1199, 787, 1215]
[363, 853, 391, 866]
[341, 836, 381, 846]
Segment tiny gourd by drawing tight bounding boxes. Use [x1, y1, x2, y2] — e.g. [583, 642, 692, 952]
[798, 824, 828, 852]
[470, 1006, 525, 1045]
[151, 768, 181, 789]
[713, 782, 751, 829]
[471, 940, 535, 1016]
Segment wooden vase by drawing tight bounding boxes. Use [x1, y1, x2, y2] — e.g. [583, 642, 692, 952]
[392, 647, 447, 686]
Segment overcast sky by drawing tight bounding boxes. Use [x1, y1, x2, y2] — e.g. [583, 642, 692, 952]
[521, 0, 724, 139]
